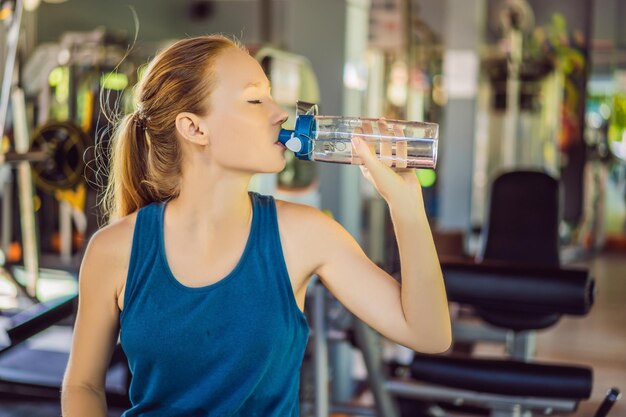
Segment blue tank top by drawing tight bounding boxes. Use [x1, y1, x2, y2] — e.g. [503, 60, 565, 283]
[119, 191, 310, 417]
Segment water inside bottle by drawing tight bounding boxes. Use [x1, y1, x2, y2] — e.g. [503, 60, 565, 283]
[311, 138, 437, 168]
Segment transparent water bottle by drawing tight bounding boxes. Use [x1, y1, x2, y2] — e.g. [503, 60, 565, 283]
[277, 110, 439, 169]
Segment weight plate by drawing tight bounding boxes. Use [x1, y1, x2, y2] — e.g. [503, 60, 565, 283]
[30, 121, 92, 192]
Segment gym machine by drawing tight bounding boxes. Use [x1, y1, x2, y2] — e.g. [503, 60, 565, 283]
[0, 0, 134, 407]
[0, 292, 129, 407]
[302, 230, 619, 417]
[377, 259, 620, 417]
[300, 169, 620, 417]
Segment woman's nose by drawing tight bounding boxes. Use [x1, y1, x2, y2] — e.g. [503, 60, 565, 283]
[276, 111, 288, 126]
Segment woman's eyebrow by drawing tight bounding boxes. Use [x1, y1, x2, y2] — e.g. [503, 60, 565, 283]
[244, 81, 271, 89]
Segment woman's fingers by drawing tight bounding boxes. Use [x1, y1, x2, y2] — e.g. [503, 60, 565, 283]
[351, 127, 388, 179]
[351, 127, 364, 165]
[377, 119, 393, 167]
[393, 122, 408, 169]
[351, 118, 420, 200]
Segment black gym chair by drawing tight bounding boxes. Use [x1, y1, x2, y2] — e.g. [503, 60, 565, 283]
[460, 169, 563, 356]
[477, 170, 561, 267]
[390, 259, 599, 417]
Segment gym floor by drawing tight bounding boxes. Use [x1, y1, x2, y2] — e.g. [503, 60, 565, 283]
[535, 252, 626, 417]
[1, 252, 625, 417]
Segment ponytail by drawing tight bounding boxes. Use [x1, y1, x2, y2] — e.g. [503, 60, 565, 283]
[101, 112, 152, 221]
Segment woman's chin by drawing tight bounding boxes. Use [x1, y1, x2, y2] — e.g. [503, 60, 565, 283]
[272, 159, 287, 173]
[253, 159, 287, 175]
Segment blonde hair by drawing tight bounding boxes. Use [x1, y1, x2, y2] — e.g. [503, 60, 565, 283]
[101, 34, 246, 222]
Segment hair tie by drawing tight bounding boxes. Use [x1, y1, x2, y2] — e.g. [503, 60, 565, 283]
[133, 111, 148, 131]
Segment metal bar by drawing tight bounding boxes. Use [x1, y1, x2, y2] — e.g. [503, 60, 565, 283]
[1, 166, 12, 255]
[593, 388, 621, 417]
[330, 403, 377, 416]
[385, 380, 578, 412]
[506, 331, 535, 361]
[60, 200, 72, 264]
[502, 27, 522, 169]
[12, 88, 40, 298]
[491, 404, 521, 417]
[0, 151, 49, 163]
[368, 196, 386, 266]
[313, 278, 329, 417]
[353, 320, 401, 417]
[0, 0, 23, 139]
[452, 321, 510, 344]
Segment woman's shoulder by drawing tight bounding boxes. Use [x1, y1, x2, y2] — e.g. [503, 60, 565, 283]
[274, 198, 317, 222]
[80, 210, 139, 294]
[89, 210, 138, 258]
[274, 198, 334, 222]
[274, 199, 338, 241]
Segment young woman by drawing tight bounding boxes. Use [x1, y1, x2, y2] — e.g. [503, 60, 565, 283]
[61, 34, 451, 417]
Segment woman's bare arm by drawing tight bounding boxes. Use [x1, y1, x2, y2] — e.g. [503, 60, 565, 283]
[284, 130, 451, 354]
[61, 227, 127, 417]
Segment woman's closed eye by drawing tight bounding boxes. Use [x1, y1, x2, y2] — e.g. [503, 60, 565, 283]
[248, 100, 263, 104]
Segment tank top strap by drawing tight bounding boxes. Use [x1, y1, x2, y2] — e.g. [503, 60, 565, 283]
[248, 191, 271, 226]
[249, 192, 279, 244]
[250, 195, 308, 322]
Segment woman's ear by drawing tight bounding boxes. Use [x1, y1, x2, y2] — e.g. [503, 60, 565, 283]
[175, 112, 209, 146]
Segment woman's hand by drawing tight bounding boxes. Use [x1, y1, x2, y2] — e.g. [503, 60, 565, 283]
[351, 119, 422, 206]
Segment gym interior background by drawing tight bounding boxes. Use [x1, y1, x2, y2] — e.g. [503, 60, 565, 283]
[0, 0, 625, 416]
